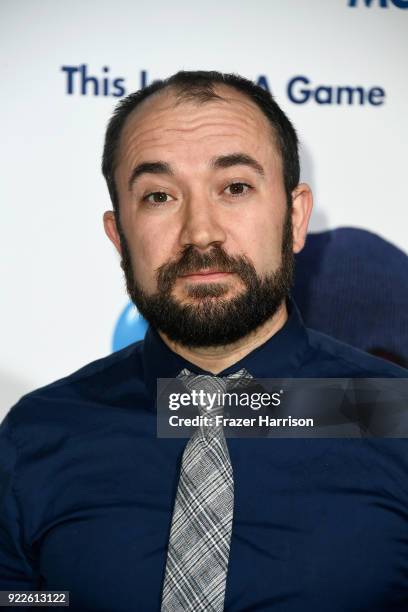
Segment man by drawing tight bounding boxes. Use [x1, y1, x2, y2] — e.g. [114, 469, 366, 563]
[0, 71, 407, 611]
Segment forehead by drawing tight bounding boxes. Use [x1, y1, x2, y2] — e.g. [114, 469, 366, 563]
[115, 85, 280, 170]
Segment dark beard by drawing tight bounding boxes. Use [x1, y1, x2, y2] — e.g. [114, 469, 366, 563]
[117, 212, 294, 347]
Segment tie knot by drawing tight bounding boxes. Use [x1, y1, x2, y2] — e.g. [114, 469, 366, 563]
[177, 368, 253, 417]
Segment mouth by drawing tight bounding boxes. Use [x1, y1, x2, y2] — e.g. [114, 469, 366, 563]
[179, 269, 233, 282]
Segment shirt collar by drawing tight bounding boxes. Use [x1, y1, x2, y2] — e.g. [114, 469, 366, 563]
[141, 298, 310, 402]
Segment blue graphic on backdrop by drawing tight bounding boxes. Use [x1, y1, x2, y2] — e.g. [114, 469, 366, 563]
[348, 0, 408, 7]
[112, 302, 148, 352]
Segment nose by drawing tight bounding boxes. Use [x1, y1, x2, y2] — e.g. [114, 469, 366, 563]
[179, 192, 227, 251]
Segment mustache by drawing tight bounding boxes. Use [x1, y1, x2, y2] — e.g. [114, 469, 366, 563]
[155, 245, 257, 292]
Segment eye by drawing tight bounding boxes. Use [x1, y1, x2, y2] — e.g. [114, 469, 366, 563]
[143, 191, 175, 205]
[224, 182, 252, 197]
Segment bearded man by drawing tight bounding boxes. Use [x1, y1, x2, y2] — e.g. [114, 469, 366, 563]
[1, 71, 407, 612]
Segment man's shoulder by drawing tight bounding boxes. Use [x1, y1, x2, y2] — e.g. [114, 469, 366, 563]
[304, 327, 408, 378]
[5, 339, 147, 428]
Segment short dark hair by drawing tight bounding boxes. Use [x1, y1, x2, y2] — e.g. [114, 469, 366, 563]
[102, 70, 300, 218]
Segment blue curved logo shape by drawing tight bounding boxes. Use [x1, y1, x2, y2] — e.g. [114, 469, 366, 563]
[112, 302, 148, 352]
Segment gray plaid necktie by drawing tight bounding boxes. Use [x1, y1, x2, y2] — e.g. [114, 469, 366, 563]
[161, 367, 253, 612]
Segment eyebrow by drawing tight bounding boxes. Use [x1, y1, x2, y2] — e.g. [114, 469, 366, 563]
[128, 152, 265, 191]
[210, 153, 265, 177]
[128, 161, 173, 191]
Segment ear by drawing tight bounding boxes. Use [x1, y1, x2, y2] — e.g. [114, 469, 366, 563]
[103, 210, 122, 256]
[290, 183, 313, 254]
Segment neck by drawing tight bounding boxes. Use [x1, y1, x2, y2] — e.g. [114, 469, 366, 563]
[157, 301, 288, 375]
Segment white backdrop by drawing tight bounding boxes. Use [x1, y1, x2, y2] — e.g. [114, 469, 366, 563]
[1, 0, 407, 417]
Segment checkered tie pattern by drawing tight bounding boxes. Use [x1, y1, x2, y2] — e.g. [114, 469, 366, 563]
[161, 367, 253, 612]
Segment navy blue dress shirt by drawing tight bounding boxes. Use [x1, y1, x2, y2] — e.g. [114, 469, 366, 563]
[1, 302, 408, 611]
